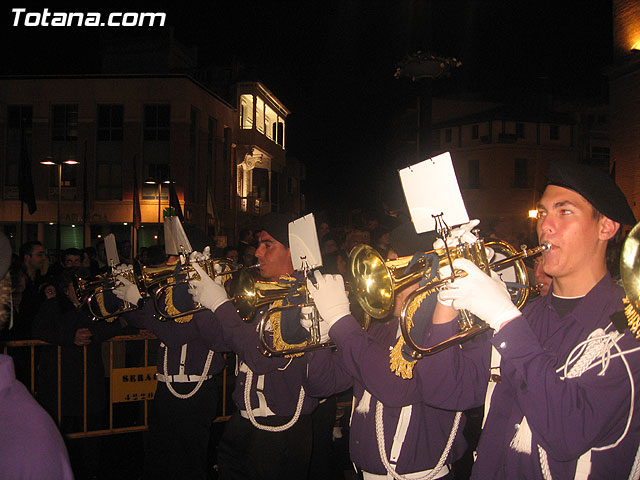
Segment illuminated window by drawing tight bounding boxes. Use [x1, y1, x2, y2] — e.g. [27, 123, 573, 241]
[240, 94, 254, 129]
[256, 97, 265, 134]
[265, 104, 277, 141]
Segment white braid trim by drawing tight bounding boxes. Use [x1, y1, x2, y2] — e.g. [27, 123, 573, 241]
[374, 400, 461, 480]
[511, 326, 637, 480]
[629, 443, 640, 480]
[510, 416, 532, 454]
[243, 367, 305, 432]
[162, 346, 214, 399]
[356, 390, 372, 414]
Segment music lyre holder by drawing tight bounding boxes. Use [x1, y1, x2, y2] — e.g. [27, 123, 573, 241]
[432, 213, 456, 281]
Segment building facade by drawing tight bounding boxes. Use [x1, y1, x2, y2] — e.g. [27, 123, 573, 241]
[610, 0, 640, 222]
[0, 75, 300, 253]
[428, 98, 609, 245]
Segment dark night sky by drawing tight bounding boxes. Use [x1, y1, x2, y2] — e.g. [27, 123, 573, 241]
[0, 1, 613, 219]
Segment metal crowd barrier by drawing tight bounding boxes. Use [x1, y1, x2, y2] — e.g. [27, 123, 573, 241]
[1, 331, 233, 439]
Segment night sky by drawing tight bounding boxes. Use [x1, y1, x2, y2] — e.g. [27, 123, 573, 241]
[1, 1, 613, 220]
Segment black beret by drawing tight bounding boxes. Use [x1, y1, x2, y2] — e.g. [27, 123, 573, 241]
[546, 160, 636, 226]
[0, 233, 10, 279]
[257, 213, 291, 248]
[390, 221, 437, 257]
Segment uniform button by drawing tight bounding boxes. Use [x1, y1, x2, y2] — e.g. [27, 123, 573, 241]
[499, 341, 507, 349]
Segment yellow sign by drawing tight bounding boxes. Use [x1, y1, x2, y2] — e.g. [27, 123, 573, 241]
[111, 366, 157, 403]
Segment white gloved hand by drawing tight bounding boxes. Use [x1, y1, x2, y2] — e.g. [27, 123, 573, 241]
[306, 271, 350, 328]
[189, 246, 211, 264]
[114, 264, 134, 275]
[437, 258, 520, 331]
[433, 219, 480, 250]
[299, 307, 331, 343]
[113, 276, 142, 305]
[188, 263, 229, 313]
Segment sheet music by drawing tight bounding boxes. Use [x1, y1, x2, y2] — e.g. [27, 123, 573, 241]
[398, 152, 469, 233]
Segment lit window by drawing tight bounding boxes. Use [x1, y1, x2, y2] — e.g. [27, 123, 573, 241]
[240, 94, 254, 129]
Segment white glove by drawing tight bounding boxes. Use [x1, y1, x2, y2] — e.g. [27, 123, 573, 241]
[189, 246, 211, 264]
[300, 307, 331, 343]
[306, 271, 350, 328]
[113, 276, 142, 305]
[113, 264, 134, 275]
[433, 219, 480, 250]
[188, 263, 229, 313]
[437, 258, 520, 331]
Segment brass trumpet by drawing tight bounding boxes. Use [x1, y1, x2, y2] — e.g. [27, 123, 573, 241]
[621, 221, 640, 339]
[349, 237, 549, 359]
[147, 258, 256, 320]
[79, 265, 141, 321]
[255, 280, 335, 357]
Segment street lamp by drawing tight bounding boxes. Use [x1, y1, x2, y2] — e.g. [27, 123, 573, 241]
[40, 155, 79, 253]
[144, 177, 172, 244]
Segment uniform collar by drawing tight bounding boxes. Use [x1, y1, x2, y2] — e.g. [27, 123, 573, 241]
[547, 272, 619, 327]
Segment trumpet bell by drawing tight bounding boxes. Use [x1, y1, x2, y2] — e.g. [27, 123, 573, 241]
[349, 244, 430, 320]
[621, 222, 640, 338]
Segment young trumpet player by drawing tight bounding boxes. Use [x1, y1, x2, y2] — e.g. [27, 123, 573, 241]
[188, 213, 331, 480]
[302, 224, 490, 480]
[309, 160, 640, 479]
[427, 160, 640, 479]
[114, 244, 228, 480]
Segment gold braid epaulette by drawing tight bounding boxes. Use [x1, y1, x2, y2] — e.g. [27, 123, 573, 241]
[94, 291, 117, 322]
[164, 280, 193, 323]
[270, 275, 308, 358]
[623, 296, 640, 339]
[389, 288, 436, 379]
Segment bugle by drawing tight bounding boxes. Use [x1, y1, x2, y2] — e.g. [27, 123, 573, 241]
[79, 265, 141, 321]
[147, 258, 255, 320]
[399, 239, 550, 359]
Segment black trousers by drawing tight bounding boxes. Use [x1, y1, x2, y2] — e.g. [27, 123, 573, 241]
[216, 410, 313, 480]
[144, 379, 218, 480]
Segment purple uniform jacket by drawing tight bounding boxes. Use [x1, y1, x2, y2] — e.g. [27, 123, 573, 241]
[429, 273, 640, 479]
[123, 300, 227, 377]
[309, 314, 468, 475]
[0, 354, 74, 479]
[195, 301, 321, 416]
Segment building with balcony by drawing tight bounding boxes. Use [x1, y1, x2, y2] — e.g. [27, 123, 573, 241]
[0, 74, 300, 253]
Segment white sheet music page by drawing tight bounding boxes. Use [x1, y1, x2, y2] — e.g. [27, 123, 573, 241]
[104, 233, 120, 266]
[398, 152, 469, 233]
[288, 213, 322, 271]
[164, 216, 193, 255]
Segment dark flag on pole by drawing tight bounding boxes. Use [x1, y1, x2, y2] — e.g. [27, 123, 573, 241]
[169, 179, 184, 223]
[132, 155, 141, 230]
[18, 129, 37, 214]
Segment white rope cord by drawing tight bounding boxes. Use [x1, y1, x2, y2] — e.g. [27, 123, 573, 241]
[374, 400, 461, 480]
[629, 443, 640, 480]
[535, 326, 638, 480]
[162, 345, 214, 399]
[243, 367, 306, 432]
